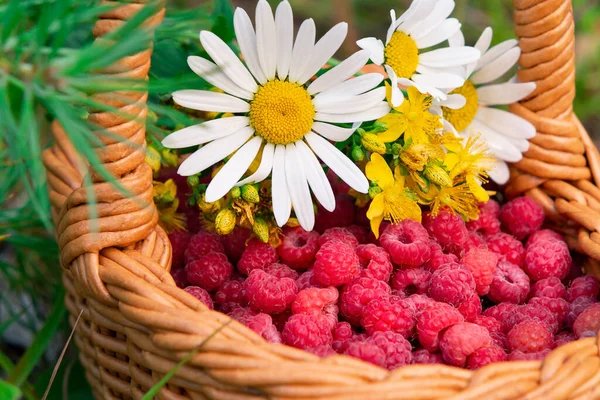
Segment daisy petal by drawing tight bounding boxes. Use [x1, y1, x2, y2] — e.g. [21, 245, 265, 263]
[315, 87, 386, 114]
[414, 18, 461, 49]
[507, 137, 530, 153]
[443, 94, 467, 110]
[187, 56, 254, 100]
[272, 144, 292, 226]
[172, 90, 250, 113]
[200, 31, 258, 93]
[315, 102, 391, 123]
[468, 120, 522, 162]
[476, 38, 518, 71]
[412, 71, 465, 90]
[448, 29, 465, 47]
[285, 144, 315, 231]
[177, 126, 254, 176]
[237, 143, 275, 186]
[312, 122, 361, 142]
[205, 136, 263, 202]
[296, 140, 336, 211]
[398, 0, 437, 34]
[488, 160, 510, 185]
[471, 46, 520, 85]
[475, 107, 536, 139]
[313, 73, 384, 103]
[256, 0, 277, 80]
[399, 78, 447, 100]
[466, 27, 493, 76]
[305, 132, 369, 193]
[298, 22, 348, 85]
[385, 65, 405, 108]
[356, 37, 385, 65]
[275, 0, 293, 80]
[234, 8, 267, 84]
[409, 0, 455, 40]
[288, 18, 316, 83]
[386, 9, 398, 44]
[477, 82, 536, 105]
[163, 116, 250, 148]
[308, 50, 369, 95]
[419, 46, 481, 68]
[443, 118, 458, 135]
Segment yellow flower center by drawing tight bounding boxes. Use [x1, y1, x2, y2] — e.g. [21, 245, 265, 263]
[384, 32, 419, 79]
[442, 80, 479, 133]
[249, 80, 315, 144]
[383, 186, 408, 222]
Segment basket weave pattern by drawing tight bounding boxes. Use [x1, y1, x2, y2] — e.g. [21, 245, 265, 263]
[41, 1, 600, 399]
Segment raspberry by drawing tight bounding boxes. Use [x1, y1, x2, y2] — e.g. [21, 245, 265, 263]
[186, 252, 233, 292]
[313, 240, 360, 286]
[526, 229, 563, 249]
[402, 294, 434, 314]
[567, 276, 600, 302]
[214, 279, 247, 312]
[391, 268, 432, 297]
[412, 348, 443, 364]
[356, 244, 393, 282]
[466, 344, 507, 369]
[380, 220, 431, 266]
[237, 239, 279, 275]
[292, 287, 339, 330]
[282, 314, 333, 350]
[486, 232, 525, 266]
[335, 333, 367, 354]
[456, 292, 482, 322]
[345, 224, 369, 244]
[344, 341, 386, 367]
[573, 303, 600, 338]
[425, 242, 458, 270]
[554, 331, 577, 348]
[500, 196, 544, 240]
[308, 345, 335, 357]
[423, 208, 469, 254]
[463, 232, 488, 253]
[228, 308, 281, 343]
[439, 322, 493, 367]
[507, 320, 553, 353]
[219, 226, 251, 262]
[508, 349, 551, 361]
[487, 261, 530, 304]
[339, 277, 391, 325]
[524, 240, 571, 281]
[171, 268, 188, 288]
[263, 263, 299, 280]
[277, 226, 320, 269]
[417, 302, 464, 352]
[502, 304, 559, 334]
[530, 277, 567, 300]
[473, 315, 503, 347]
[296, 269, 320, 291]
[429, 263, 476, 305]
[183, 286, 214, 309]
[184, 231, 225, 264]
[244, 269, 298, 314]
[169, 231, 191, 268]
[319, 227, 359, 248]
[360, 296, 415, 338]
[529, 297, 569, 328]
[565, 297, 597, 328]
[367, 331, 413, 369]
[466, 200, 501, 236]
[332, 322, 354, 352]
[482, 303, 519, 325]
[314, 194, 355, 233]
[460, 248, 499, 295]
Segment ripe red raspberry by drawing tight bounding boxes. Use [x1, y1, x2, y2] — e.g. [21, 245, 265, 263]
[554, 331, 577, 348]
[244, 269, 298, 314]
[530, 277, 567, 299]
[314, 194, 355, 233]
[183, 286, 214, 309]
[169, 231, 191, 268]
[573, 303, 600, 338]
[184, 231, 225, 264]
[482, 303, 519, 325]
[487, 261, 530, 304]
[423, 208, 469, 255]
[507, 320, 553, 353]
[186, 252, 233, 292]
[502, 304, 559, 334]
[335, 333, 367, 354]
[219, 226, 251, 262]
[567, 276, 600, 302]
[313, 240, 360, 286]
[296, 269, 320, 291]
[524, 240, 571, 281]
[456, 292, 482, 322]
[228, 308, 281, 343]
[417, 301, 465, 352]
[171, 268, 188, 288]
[379, 220, 431, 266]
[475, 314, 505, 348]
[460, 248, 499, 295]
[282, 314, 333, 350]
[439, 322, 493, 367]
[425, 242, 458, 270]
[500, 196, 544, 240]
[277, 226, 320, 269]
[412, 348, 443, 364]
[263, 263, 299, 280]
[526, 229, 563, 249]
[466, 344, 507, 369]
[319, 227, 359, 248]
[292, 287, 339, 330]
[466, 200, 501, 236]
[391, 268, 432, 297]
[344, 341, 386, 367]
[214, 278, 247, 312]
[565, 297, 597, 328]
[429, 263, 476, 305]
[339, 277, 391, 325]
[356, 244, 393, 282]
[463, 232, 488, 254]
[237, 239, 279, 276]
[486, 232, 525, 266]
[360, 296, 415, 338]
[345, 224, 369, 244]
[529, 297, 569, 328]
[367, 331, 413, 369]
[508, 349, 551, 361]
[332, 322, 354, 352]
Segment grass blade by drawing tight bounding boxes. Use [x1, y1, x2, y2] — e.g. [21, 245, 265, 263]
[0, 380, 21, 400]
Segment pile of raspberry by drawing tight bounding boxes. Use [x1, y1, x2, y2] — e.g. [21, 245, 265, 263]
[168, 194, 600, 370]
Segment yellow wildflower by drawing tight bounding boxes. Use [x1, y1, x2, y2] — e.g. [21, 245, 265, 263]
[153, 179, 177, 205]
[365, 153, 422, 238]
[153, 179, 186, 233]
[431, 183, 480, 221]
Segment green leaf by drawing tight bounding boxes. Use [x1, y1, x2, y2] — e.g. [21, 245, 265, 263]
[0, 380, 21, 400]
[211, 0, 234, 43]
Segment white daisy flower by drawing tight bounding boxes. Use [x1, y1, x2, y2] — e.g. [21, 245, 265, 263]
[357, 0, 480, 107]
[432, 27, 537, 184]
[162, 0, 390, 231]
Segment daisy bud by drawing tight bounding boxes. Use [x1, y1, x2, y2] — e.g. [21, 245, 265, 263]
[252, 218, 270, 243]
[425, 164, 452, 188]
[215, 209, 237, 236]
[241, 185, 260, 203]
[361, 133, 386, 154]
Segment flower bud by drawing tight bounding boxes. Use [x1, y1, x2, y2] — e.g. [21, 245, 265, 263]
[230, 186, 241, 199]
[351, 145, 365, 162]
[145, 146, 161, 173]
[215, 208, 237, 236]
[425, 164, 452, 188]
[252, 218, 270, 243]
[361, 133, 387, 154]
[197, 194, 221, 214]
[241, 184, 260, 203]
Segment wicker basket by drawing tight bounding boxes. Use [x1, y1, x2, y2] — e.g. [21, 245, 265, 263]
[42, 0, 600, 399]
